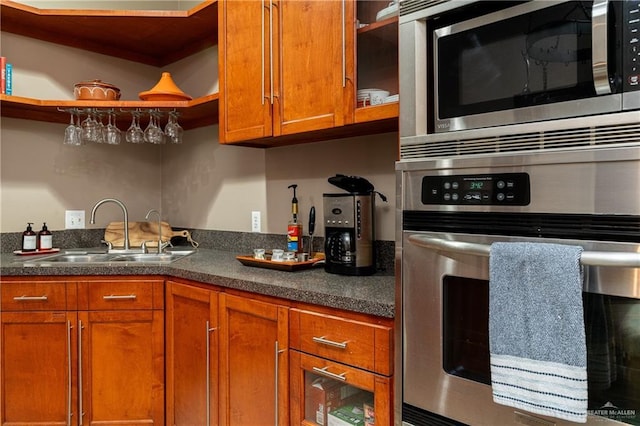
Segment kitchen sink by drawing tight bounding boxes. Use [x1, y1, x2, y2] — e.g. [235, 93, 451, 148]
[23, 249, 196, 266]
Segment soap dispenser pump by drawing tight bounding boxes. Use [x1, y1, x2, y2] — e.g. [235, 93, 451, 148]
[37, 222, 53, 250]
[22, 222, 37, 252]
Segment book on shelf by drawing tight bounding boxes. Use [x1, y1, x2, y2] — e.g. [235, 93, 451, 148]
[1, 56, 5, 94]
[6, 63, 12, 95]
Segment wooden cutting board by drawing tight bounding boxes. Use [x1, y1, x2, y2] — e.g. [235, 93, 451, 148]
[104, 221, 190, 248]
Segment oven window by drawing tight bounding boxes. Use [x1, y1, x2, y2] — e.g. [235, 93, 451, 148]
[442, 275, 640, 424]
[443, 275, 491, 385]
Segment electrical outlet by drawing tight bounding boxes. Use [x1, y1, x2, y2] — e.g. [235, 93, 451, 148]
[65, 210, 85, 229]
[251, 211, 261, 233]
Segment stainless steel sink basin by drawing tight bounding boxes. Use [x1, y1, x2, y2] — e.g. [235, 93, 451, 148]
[23, 249, 196, 266]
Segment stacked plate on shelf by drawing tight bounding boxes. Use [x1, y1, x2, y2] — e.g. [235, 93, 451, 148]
[357, 89, 398, 107]
[357, 88, 389, 107]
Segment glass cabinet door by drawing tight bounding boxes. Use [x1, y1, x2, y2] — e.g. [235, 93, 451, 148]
[290, 350, 391, 425]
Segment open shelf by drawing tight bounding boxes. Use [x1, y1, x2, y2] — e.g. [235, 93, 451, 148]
[0, 93, 219, 130]
[0, 0, 219, 130]
[0, 0, 218, 67]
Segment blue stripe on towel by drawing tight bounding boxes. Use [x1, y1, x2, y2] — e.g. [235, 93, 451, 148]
[489, 242, 587, 423]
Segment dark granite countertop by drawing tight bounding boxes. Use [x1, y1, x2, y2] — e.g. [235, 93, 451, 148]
[0, 249, 395, 318]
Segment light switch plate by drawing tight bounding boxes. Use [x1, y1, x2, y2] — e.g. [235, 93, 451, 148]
[65, 210, 85, 229]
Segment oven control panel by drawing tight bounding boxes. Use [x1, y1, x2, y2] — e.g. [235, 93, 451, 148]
[421, 173, 530, 205]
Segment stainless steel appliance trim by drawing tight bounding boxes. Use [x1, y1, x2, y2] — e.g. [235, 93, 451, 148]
[399, 0, 477, 23]
[400, 111, 640, 160]
[408, 235, 640, 267]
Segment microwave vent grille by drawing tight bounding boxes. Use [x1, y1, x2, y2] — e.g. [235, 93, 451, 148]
[400, 0, 449, 16]
[400, 122, 640, 159]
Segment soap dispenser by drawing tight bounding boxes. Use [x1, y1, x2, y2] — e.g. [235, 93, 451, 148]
[37, 222, 53, 250]
[22, 222, 37, 252]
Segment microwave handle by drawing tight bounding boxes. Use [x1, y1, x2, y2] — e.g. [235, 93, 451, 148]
[407, 235, 640, 268]
[592, 0, 612, 95]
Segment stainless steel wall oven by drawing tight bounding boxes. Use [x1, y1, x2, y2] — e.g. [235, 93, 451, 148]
[396, 146, 640, 425]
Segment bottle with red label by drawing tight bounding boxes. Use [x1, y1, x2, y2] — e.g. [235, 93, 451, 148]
[287, 184, 303, 253]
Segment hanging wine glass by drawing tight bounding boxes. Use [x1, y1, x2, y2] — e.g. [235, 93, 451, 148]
[104, 110, 122, 145]
[81, 109, 101, 144]
[63, 109, 82, 146]
[126, 110, 145, 144]
[144, 109, 165, 144]
[164, 110, 184, 144]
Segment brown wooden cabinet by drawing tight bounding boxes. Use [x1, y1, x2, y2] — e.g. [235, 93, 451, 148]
[289, 307, 394, 425]
[219, 0, 398, 147]
[219, 293, 289, 425]
[219, 0, 355, 144]
[165, 280, 219, 426]
[0, 277, 165, 426]
[166, 282, 289, 426]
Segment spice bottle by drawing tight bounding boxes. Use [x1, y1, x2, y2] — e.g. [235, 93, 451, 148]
[22, 222, 37, 252]
[37, 222, 53, 250]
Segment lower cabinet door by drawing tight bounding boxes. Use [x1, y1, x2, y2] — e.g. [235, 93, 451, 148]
[1, 312, 78, 426]
[290, 350, 392, 426]
[79, 310, 164, 425]
[165, 281, 219, 426]
[219, 293, 289, 426]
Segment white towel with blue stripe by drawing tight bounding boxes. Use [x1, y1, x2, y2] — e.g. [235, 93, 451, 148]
[489, 242, 588, 423]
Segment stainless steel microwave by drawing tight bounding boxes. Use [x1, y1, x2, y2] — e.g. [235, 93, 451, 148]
[399, 0, 640, 139]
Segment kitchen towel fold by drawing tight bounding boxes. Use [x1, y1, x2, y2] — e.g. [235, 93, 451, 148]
[489, 242, 588, 423]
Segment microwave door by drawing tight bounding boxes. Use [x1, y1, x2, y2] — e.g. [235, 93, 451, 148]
[433, 0, 623, 133]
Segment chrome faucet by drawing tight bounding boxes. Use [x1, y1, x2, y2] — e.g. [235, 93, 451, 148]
[145, 209, 167, 254]
[90, 198, 130, 251]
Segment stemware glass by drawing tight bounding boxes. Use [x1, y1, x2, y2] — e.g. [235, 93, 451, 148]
[126, 111, 145, 144]
[104, 111, 122, 145]
[81, 109, 102, 144]
[164, 111, 184, 144]
[63, 109, 82, 146]
[144, 110, 165, 144]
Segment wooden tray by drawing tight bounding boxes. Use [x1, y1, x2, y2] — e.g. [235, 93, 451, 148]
[14, 248, 60, 256]
[236, 254, 324, 272]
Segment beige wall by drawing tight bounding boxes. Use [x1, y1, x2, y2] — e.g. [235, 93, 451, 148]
[0, 6, 398, 241]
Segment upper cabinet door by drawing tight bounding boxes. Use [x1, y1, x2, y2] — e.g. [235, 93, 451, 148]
[272, 0, 354, 137]
[219, 0, 355, 144]
[219, 0, 274, 143]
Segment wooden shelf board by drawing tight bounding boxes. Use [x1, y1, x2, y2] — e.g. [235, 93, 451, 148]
[1, 93, 219, 130]
[0, 0, 218, 66]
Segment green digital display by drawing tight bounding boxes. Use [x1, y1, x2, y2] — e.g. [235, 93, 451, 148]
[469, 181, 484, 190]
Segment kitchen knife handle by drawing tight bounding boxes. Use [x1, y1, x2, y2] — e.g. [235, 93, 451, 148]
[308, 206, 316, 236]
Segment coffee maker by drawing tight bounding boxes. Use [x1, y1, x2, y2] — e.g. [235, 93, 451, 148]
[323, 175, 385, 276]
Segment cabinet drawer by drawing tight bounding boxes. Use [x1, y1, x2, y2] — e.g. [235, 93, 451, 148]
[1, 281, 70, 311]
[79, 280, 162, 310]
[290, 309, 392, 375]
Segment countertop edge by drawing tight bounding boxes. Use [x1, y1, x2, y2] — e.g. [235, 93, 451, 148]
[0, 249, 395, 318]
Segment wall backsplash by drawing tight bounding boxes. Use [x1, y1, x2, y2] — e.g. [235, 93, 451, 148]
[0, 229, 395, 275]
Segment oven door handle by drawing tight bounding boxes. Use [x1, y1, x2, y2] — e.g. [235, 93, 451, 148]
[407, 235, 640, 267]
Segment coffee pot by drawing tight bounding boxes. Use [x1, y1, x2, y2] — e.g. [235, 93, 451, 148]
[323, 174, 386, 276]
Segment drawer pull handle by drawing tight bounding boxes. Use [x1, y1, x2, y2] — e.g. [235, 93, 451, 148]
[312, 366, 347, 381]
[312, 336, 348, 349]
[13, 295, 48, 301]
[103, 294, 137, 300]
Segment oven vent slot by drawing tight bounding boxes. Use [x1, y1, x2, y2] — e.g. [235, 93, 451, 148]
[400, 121, 640, 159]
[400, 0, 449, 16]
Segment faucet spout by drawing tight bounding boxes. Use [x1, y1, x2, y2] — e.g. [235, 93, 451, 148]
[145, 208, 164, 254]
[90, 198, 130, 250]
